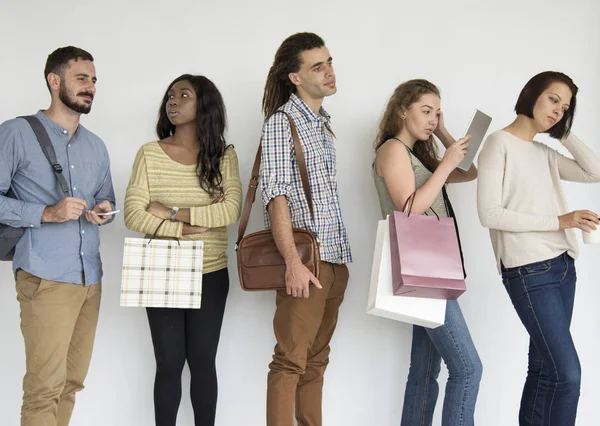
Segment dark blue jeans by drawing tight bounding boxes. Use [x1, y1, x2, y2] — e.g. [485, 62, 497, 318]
[501, 252, 580, 426]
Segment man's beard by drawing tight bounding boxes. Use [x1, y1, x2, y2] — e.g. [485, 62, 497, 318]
[59, 84, 93, 114]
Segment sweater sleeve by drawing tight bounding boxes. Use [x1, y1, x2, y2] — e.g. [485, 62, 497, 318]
[477, 133, 559, 232]
[189, 147, 242, 227]
[124, 145, 183, 238]
[554, 133, 600, 182]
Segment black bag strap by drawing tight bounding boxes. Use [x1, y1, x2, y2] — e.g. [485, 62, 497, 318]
[441, 186, 467, 279]
[19, 115, 70, 198]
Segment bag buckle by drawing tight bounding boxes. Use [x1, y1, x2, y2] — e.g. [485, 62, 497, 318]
[249, 175, 259, 188]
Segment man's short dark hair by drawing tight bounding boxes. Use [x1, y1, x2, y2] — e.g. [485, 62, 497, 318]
[44, 46, 94, 92]
[514, 71, 578, 139]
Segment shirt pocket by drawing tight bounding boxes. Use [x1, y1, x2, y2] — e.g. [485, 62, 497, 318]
[77, 157, 108, 194]
[304, 139, 325, 170]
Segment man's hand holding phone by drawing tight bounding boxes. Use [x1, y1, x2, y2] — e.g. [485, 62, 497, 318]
[86, 201, 117, 225]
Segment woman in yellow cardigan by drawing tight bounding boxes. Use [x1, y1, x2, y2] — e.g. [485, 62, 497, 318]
[124, 74, 242, 426]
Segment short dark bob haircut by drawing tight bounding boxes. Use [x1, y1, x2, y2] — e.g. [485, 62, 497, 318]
[514, 71, 578, 139]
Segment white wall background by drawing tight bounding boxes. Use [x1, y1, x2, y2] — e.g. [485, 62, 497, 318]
[1, 1, 599, 425]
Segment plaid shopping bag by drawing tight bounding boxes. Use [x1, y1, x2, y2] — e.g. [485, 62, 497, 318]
[120, 236, 204, 308]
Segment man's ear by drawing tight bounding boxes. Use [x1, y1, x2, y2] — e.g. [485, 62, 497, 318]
[288, 72, 301, 87]
[47, 72, 61, 93]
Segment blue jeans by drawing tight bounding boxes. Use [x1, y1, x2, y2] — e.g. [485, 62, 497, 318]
[401, 300, 482, 426]
[501, 252, 580, 426]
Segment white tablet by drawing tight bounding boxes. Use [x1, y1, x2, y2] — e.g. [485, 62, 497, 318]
[458, 109, 492, 172]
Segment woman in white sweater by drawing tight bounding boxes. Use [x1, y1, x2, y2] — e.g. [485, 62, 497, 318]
[477, 71, 600, 426]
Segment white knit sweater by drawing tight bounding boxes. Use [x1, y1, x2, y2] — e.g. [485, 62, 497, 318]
[477, 130, 600, 272]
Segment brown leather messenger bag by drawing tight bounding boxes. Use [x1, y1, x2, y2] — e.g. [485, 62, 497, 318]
[235, 112, 320, 291]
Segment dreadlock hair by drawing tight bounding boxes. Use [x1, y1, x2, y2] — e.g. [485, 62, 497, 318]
[262, 32, 325, 118]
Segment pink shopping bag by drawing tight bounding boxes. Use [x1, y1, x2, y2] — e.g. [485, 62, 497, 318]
[367, 218, 446, 328]
[389, 194, 466, 300]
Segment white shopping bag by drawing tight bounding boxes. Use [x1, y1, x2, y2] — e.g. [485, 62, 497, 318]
[367, 217, 446, 328]
[121, 237, 203, 308]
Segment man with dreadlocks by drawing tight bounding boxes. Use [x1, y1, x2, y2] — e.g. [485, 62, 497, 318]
[259, 32, 352, 426]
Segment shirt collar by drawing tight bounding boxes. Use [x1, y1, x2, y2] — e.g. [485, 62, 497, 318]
[35, 110, 82, 139]
[289, 93, 331, 124]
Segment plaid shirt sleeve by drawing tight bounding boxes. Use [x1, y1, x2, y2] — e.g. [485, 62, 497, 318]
[260, 112, 294, 207]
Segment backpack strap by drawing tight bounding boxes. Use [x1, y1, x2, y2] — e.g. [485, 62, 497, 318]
[19, 116, 70, 198]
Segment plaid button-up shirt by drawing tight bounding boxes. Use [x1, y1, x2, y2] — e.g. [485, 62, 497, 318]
[259, 93, 352, 265]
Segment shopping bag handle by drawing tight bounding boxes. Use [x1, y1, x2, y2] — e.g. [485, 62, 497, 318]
[402, 192, 440, 220]
[148, 220, 181, 246]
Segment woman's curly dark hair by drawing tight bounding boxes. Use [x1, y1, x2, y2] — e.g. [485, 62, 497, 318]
[156, 74, 231, 197]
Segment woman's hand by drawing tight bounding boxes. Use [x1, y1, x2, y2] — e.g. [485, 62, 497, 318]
[434, 111, 447, 138]
[440, 136, 471, 171]
[559, 210, 599, 232]
[146, 201, 171, 220]
[212, 194, 226, 204]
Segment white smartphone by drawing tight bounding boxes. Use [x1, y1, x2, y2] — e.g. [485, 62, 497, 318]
[457, 109, 493, 172]
[96, 209, 120, 216]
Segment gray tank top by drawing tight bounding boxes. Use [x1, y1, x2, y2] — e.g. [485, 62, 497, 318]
[373, 140, 447, 219]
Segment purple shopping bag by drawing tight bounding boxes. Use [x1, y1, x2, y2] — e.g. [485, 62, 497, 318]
[388, 194, 466, 300]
